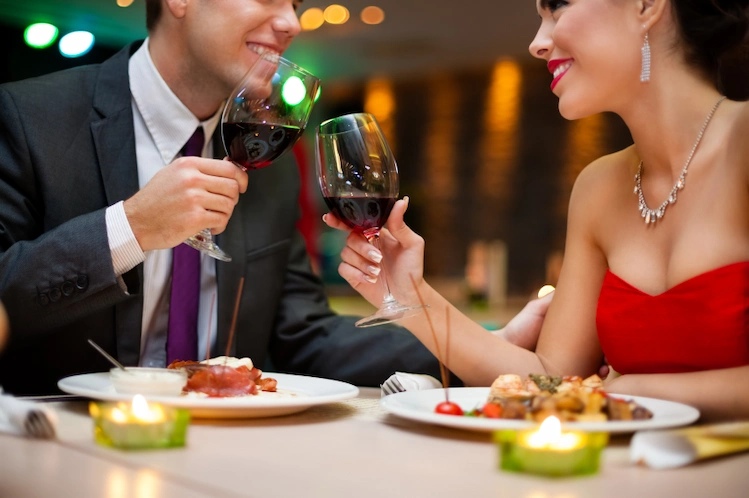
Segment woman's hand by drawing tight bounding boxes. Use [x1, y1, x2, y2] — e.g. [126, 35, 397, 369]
[323, 197, 427, 307]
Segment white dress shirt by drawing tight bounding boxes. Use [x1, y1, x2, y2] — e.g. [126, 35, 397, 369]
[105, 39, 221, 367]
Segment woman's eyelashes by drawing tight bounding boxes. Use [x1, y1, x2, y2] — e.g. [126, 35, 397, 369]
[546, 0, 568, 13]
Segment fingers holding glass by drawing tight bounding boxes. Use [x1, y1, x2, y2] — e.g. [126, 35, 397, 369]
[340, 244, 382, 284]
[316, 113, 422, 327]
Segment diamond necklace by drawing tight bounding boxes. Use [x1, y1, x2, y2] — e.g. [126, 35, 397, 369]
[634, 96, 726, 224]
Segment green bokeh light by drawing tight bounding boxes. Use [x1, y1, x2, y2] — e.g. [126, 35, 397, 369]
[24, 23, 59, 49]
[315, 86, 322, 102]
[282, 76, 306, 106]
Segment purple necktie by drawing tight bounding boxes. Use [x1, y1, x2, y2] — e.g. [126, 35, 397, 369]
[166, 127, 204, 364]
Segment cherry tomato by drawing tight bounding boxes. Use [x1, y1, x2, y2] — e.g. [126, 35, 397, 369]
[482, 403, 503, 419]
[435, 401, 464, 416]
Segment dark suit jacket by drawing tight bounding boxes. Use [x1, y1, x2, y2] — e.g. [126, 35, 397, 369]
[0, 43, 443, 395]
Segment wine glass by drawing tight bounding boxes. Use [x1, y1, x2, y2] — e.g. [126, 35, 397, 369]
[185, 53, 321, 261]
[316, 113, 422, 327]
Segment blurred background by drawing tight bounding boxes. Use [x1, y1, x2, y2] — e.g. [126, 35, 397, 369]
[0, 0, 634, 326]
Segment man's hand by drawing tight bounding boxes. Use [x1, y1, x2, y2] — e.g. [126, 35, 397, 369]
[493, 291, 554, 350]
[124, 157, 248, 251]
[494, 290, 610, 379]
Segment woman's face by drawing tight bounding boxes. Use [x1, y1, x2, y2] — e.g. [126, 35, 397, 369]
[529, 0, 643, 119]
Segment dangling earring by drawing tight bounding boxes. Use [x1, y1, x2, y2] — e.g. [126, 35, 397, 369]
[640, 32, 651, 83]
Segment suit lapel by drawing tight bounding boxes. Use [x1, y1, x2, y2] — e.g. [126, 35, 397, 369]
[91, 43, 145, 365]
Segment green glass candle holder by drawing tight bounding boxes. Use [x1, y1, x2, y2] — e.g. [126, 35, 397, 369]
[494, 429, 608, 477]
[90, 398, 190, 450]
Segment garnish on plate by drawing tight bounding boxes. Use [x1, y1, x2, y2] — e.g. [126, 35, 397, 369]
[409, 275, 463, 416]
[167, 278, 277, 398]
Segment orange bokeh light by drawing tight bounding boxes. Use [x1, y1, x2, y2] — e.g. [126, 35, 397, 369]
[361, 6, 385, 25]
[300, 8, 325, 31]
[324, 5, 350, 25]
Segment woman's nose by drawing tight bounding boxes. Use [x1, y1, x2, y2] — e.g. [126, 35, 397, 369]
[529, 25, 552, 60]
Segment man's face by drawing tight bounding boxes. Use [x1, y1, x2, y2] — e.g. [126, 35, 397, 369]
[181, 0, 302, 98]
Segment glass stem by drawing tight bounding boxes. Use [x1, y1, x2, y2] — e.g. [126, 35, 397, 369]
[371, 235, 397, 306]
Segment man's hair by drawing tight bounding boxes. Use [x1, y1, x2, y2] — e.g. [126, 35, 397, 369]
[145, 0, 162, 31]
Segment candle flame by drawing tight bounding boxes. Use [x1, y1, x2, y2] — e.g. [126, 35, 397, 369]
[131, 394, 163, 423]
[526, 416, 582, 450]
[528, 416, 561, 447]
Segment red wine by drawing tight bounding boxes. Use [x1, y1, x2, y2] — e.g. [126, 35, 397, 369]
[222, 122, 302, 170]
[323, 196, 396, 235]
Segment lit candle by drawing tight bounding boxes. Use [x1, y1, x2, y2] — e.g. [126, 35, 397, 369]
[90, 395, 189, 450]
[494, 416, 608, 477]
[524, 416, 582, 450]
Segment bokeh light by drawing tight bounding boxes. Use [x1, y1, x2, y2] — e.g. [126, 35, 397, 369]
[282, 76, 306, 106]
[300, 8, 325, 30]
[116, 0, 135, 6]
[324, 5, 350, 25]
[361, 6, 385, 25]
[59, 31, 95, 58]
[24, 23, 58, 49]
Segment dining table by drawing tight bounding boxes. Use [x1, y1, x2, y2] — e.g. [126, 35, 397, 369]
[1, 386, 748, 498]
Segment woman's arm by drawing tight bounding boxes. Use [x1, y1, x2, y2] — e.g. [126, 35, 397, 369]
[533, 160, 612, 378]
[326, 199, 546, 385]
[326, 162, 612, 385]
[605, 366, 749, 421]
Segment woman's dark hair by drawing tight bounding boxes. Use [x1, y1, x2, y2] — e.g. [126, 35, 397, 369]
[671, 0, 749, 99]
[145, 0, 162, 32]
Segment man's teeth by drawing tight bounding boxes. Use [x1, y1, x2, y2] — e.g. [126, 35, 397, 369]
[553, 62, 572, 78]
[249, 45, 279, 56]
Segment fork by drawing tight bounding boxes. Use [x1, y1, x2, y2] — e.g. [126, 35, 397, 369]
[23, 409, 56, 439]
[381, 375, 406, 396]
[0, 393, 57, 439]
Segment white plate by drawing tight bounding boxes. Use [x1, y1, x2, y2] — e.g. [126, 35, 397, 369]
[379, 387, 700, 433]
[58, 372, 358, 419]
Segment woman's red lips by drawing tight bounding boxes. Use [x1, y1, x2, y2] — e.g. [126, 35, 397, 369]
[548, 59, 573, 91]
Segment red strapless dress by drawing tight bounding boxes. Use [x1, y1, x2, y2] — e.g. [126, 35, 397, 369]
[596, 261, 749, 375]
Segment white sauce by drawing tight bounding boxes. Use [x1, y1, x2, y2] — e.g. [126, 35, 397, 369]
[200, 356, 254, 370]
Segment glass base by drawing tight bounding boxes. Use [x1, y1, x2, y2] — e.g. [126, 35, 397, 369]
[184, 229, 232, 262]
[355, 302, 423, 328]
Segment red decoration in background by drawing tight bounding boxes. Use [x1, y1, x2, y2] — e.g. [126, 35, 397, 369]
[292, 142, 320, 269]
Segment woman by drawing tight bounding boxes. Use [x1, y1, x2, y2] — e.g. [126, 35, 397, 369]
[325, 0, 749, 420]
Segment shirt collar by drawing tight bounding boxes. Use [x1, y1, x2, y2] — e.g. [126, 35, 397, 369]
[129, 38, 222, 164]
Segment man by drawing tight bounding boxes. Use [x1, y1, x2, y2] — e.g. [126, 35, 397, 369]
[0, 0, 549, 395]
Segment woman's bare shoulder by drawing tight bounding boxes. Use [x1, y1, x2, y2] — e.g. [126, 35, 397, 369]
[564, 147, 636, 238]
[570, 147, 636, 204]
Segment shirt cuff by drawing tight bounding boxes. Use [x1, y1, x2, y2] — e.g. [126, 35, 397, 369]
[105, 201, 145, 277]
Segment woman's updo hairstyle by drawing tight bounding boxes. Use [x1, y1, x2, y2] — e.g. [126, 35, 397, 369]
[671, 0, 749, 100]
